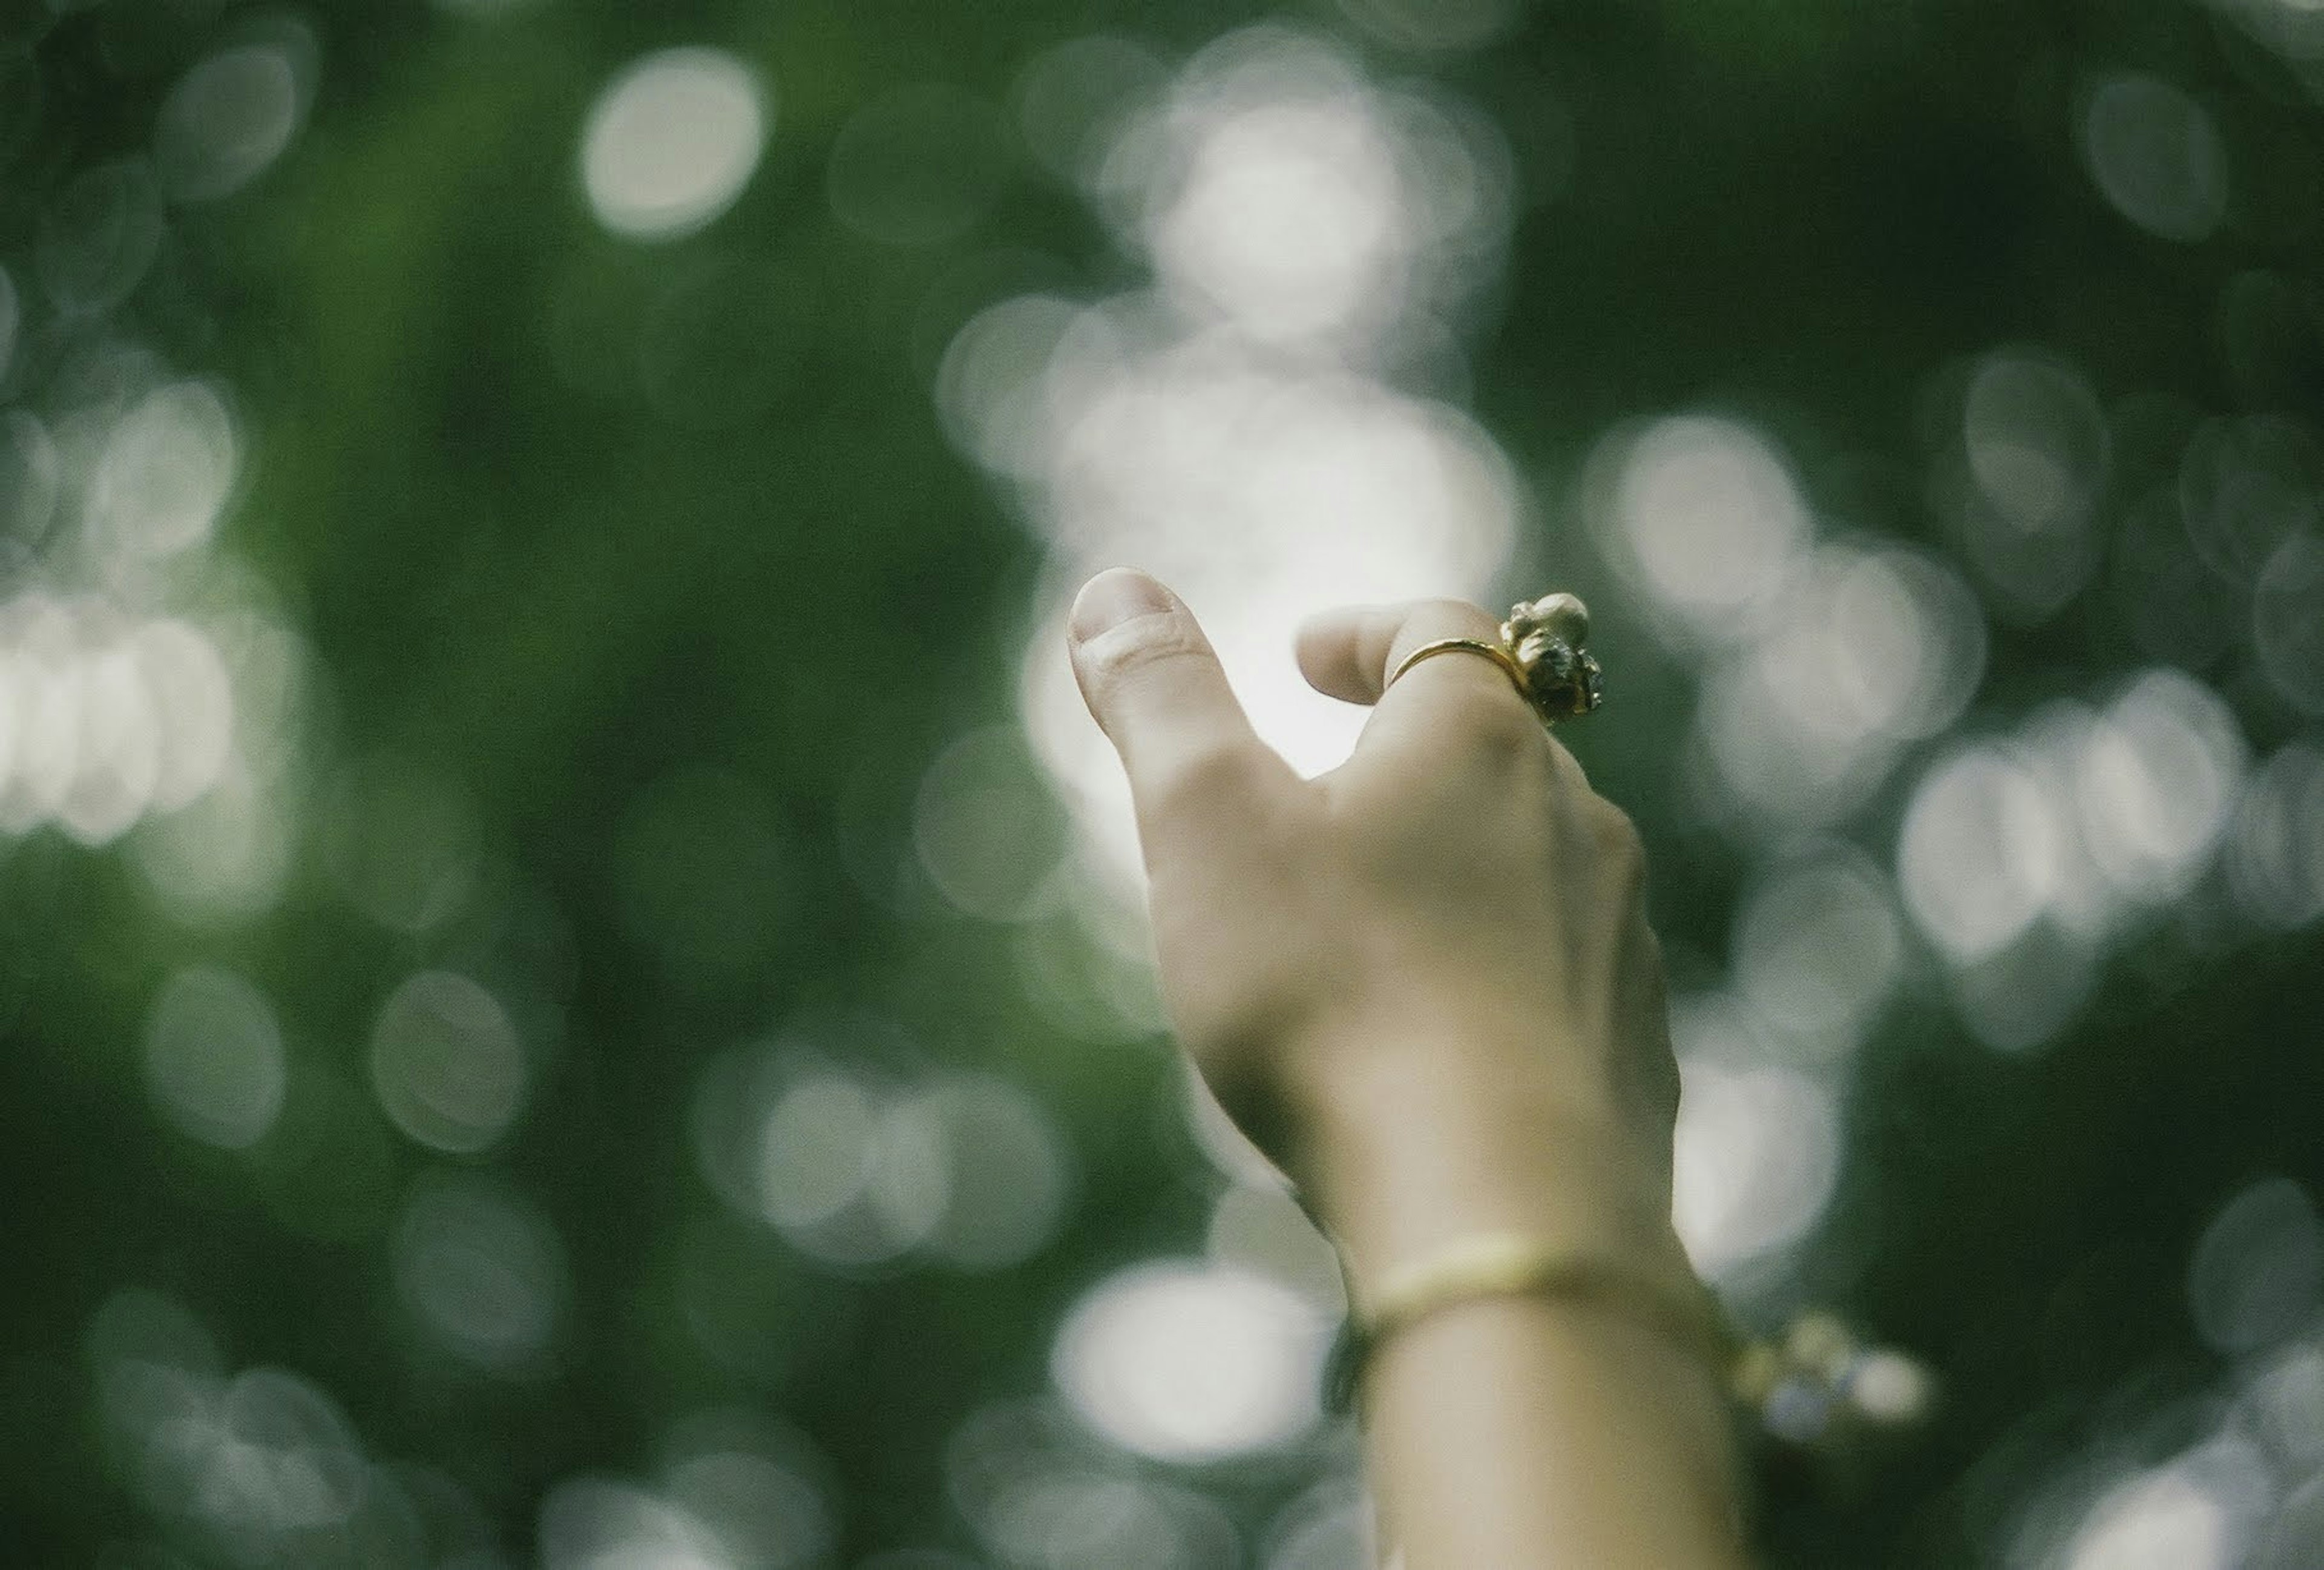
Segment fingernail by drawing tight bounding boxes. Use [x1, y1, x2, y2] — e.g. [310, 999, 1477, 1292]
[1070, 570, 1175, 640]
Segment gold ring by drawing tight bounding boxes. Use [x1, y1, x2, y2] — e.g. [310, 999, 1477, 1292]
[1386, 637, 1529, 698]
[1384, 593, 1604, 724]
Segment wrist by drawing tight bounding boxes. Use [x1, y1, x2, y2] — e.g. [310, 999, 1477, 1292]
[1285, 1023, 1687, 1292]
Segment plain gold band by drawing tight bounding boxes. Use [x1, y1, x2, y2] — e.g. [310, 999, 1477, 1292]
[1385, 637, 1529, 701]
[1353, 1233, 1738, 1391]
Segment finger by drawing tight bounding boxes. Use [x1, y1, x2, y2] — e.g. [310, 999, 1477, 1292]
[1313, 596, 1584, 787]
[1295, 604, 1402, 705]
[1296, 597, 1520, 712]
[1067, 568, 1295, 850]
[1296, 595, 1521, 712]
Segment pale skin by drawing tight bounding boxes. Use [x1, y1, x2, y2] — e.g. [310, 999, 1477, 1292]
[1066, 567, 1750, 1570]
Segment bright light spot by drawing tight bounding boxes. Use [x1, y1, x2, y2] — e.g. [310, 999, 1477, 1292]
[133, 749, 298, 926]
[1693, 665, 1886, 832]
[1964, 351, 2107, 531]
[1669, 990, 1776, 1065]
[2082, 73, 2230, 243]
[2075, 668, 2246, 904]
[2240, 1342, 2324, 1472]
[1954, 348, 2108, 618]
[1052, 1260, 1330, 1460]
[706, 1055, 907, 1267]
[890, 1076, 1074, 1270]
[2062, 1436, 2273, 1570]
[2263, 1473, 2324, 1568]
[1670, 1060, 1841, 1278]
[61, 631, 162, 846]
[1015, 366, 1517, 885]
[539, 1477, 730, 1570]
[1732, 846, 1902, 1058]
[154, 39, 310, 202]
[2228, 743, 2324, 930]
[668, 1452, 829, 1569]
[1147, 84, 1408, 344]
[942, 1399, 1083, 1551]
[1105, 25, 1509, 352]
[1698, 542, 1987, 831]
[2014, 701, 2119, 936]
[758, 1073, 881, 1232]
[392, 1171, 566, 1372]
[829, 85, 1009, 248]
[1845, 1350, 1934, 1425]
[1817, 547, 1988, 741]
[2188, 1177, 2324, 1356]
[717, 1056, 1071, 1272]
[1948, 919, 2102, 1053]
[661, 1410, 836, 1570]
[2254, 530, 2324, 715]
[87, 1287, 224, 1437]
[368, 970, 528, 1156]
[962, 27, 1520, 893]
[87, 380, 238, 560]
[1606, 415, 1810, 637]
[1899, 747, 2063, 962]
[934, 294, 1085, 481]
[1031, 367, 1517, 786]
[981, 1471, 1238, 1569]
[2069, 1470, 2232, 1569]
[142, 964, 286, 1150]
[582, 48, 769, 241]
[913, 726, 1071, 921]
[2179, 414, 2322, 582]
[1896, 708, 2145, 1049]
[1038, 338, 1516, 586]
[96, 1359, 373, 1552]
[0, 593, 88, 833]
[133, 619, 235, 812]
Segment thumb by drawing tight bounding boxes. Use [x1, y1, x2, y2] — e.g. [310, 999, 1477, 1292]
[1066, 570, 1292, 856]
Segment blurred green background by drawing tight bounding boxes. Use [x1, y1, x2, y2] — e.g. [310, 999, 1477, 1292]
[4, 0, 2323, 1565]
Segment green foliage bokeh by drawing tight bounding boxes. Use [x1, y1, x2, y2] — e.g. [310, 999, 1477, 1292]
[4, 1, 2323, 1565]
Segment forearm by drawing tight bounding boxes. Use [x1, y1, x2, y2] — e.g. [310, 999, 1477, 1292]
[1298, 1039, 1750, 1569]
[1358, 1289, 1747, 1569]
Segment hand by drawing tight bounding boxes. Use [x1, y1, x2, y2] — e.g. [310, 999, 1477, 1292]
[1065, 568, 1684, 1276]
[1068, 569, 1744, 1569]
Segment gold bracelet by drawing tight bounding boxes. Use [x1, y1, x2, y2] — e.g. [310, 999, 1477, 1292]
[1330, 1233, 1741, 1408]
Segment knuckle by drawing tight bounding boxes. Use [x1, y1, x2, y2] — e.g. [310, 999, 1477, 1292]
[1439, 681, 1542, 763]
[1592, 801, 1648, 882]
[1078, 611, 1206, 692]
